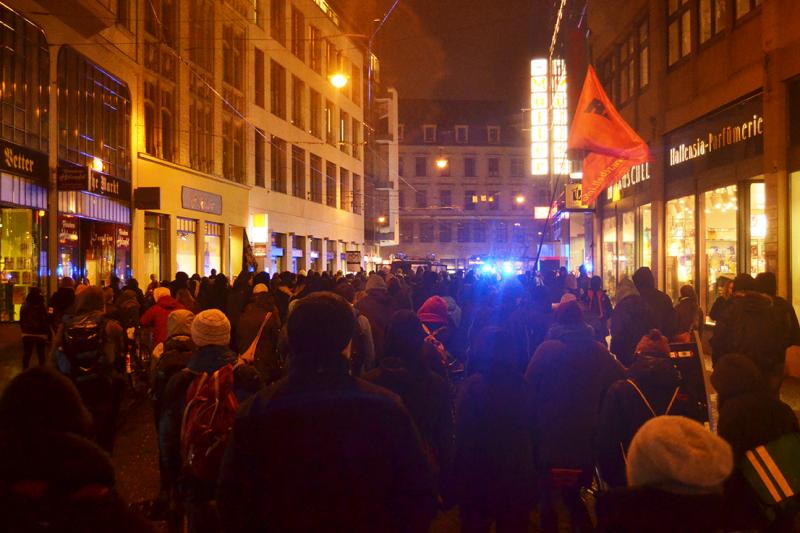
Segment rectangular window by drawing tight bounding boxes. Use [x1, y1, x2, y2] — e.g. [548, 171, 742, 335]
[339, 169, 349, 211]
[665, 195, 695, 302]
[619, 35, 634, 103]
[464, 190, 476, 211]
[489, 192, 499, 211]
[420, 222, 434, 243]
[270, 60, 286, 119]
[415, 190, 428, 208]
[439, 190, 452, 207]
[464, 157, 476, 177]
[222, 113, 245, 183]
[640, 203, 653, 269]
[188, 0, 214, 73]
[339, 110, 350, 155]
[750, 182, 766, 276]
[325, 162, 337, 207]
[203, 221, 222, 277]
[488, 157, 500, 177]
[457, 222, 470, 243]
[415, 157, 427, 177]
[144, 212, 169, 281]
[512, 222, 526, 243]
[439, 222, 452, 242]
[511, 158, 525, 177]
[270, 0, 286, 46]
[310, 154, 323, 203]
[423, 125, 436, 143]
[326, 40, 338, 74]
[309, 89, 322, 138]
[400, 222, 413, 243]
[254, 48, 265, 108]
[487, 126, 500, 144]
[704, 185, 738, 305]
[291, 7, 305, 60]
[398, 190, 406, 209]
[351, 63, 362, 106]
[254, 129, 265, 187]
[700, 0, 726, 43]
[291, 76, 305, 130]
[325, 100, 335, 146]
[309, 26, 322, 73]
[143, 79, 177, 162]
[222, 24, 244, 90]
[270, 136, 287, 193]
[736, 0, 762, 19]
[291, 146, 306, 199]
[352, 174, 362, 214]
[352, 119, 362, 160]
[620, 210, 636, 280]
[455, 125, 469, 144]
[473, 221, 486, 243]
[602, 216, 617, 297]
[188, 72, 214, 173]
[668, 0, 692, 66]
[176, 217, 197, 276]
[639, 19, 650, 89]
[495, 221, 508, 243]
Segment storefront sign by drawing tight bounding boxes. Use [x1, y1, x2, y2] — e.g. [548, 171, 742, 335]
[346, 250, 361, 272]
[58, 166, 132, 202]
[0, 140, 48, 184]
[253, 243, 267, 257]
[564, 183, 593, 211]
[58, 215, 79, 244]
[665, 94, 763, 180]
[58, 167, 89, 191]
[606, 162, 651, 201]
[182, 186, 222, 215]
[116, 227, 130, 249]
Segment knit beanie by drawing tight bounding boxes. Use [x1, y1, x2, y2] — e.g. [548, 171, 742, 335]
[253, 283, 268, 294]
[635, 329, 671, 358]
[365, 274, 387, 292]
[559, 292, 577, 305]
[555, 299, 584, 325]
[191, 309, 231, 347]
[627, 416, 733, 495]
[417, 296, 449, 326]
[167, 309, 195, 338]
[154, 286, 171, 303]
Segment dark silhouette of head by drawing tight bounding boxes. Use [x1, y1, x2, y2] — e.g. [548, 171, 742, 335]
[288, 292, 355, 362]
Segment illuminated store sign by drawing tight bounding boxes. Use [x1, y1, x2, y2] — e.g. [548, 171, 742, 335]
[530, 58, 568, 176]
[665, 95, 763, 180]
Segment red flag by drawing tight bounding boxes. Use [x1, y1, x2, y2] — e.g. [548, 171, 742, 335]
[567, 65, 649, 204]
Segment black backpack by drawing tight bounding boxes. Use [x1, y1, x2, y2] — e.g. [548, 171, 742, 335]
[61, 312, 107, 382]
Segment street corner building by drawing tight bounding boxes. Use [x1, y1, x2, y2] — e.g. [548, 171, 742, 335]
[583, 0, 800, 311]
[0, 0, 375, 317]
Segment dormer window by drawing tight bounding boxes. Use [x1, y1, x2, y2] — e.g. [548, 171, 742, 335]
[423, 124, 437, 143]
[487, 126, 500, 144]
[455, 125, 469, 144]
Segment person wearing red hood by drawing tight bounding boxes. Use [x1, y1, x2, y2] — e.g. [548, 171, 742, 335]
[417, 296, 455, 377]
[140, 286, 185, 346]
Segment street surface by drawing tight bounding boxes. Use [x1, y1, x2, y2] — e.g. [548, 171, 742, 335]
[1, 323, 798, 531]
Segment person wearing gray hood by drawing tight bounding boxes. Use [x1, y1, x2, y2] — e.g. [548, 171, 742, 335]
[609, 278, 656, 367]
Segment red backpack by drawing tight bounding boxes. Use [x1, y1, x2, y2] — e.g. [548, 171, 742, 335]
[180, 364, 239, 482]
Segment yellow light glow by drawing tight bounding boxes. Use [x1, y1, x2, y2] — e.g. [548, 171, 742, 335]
[329, 73, 348, 88]
[435, 157, 448, 169]
[377, 216, 387, 224]
[515, 194, 526, 205]
[92, 156, 103, 172]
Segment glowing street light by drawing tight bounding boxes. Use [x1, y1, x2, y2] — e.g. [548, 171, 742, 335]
[329, 73, 349, 88]
[377, 215, 387, 224]
[515, 194, 526, 205]
[435, 157, 448, 169]
[92, 156, 104, 172]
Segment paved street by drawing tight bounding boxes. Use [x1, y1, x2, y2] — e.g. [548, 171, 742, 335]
[1, 323, 798, 532]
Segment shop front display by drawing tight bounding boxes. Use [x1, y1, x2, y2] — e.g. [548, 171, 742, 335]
[665, 195, 696, 302]
[176, 217, 197, 275]
[703, 185, 738, 305]
[144, 212, 170, 281]
[602, 217, 617, 297]
[204, 221, 222, 276]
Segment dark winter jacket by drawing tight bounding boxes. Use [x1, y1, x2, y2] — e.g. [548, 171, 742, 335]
[0, 429, 151, 532]
[217, 352, 438, 533]
[49, 287, 75, 330]
[583, 289, 613, 342]
[363, 357, 453, 476]
[596, 486, 725, 533]
[673, 296, 703, 340]
[596, 356, 705, 487]
[525, 322, 625, 471]
[638, 287, 676, 339]
[152, 335, 194, 425]
[712, 354, 800, 531]
[355, 289, 396, 361]
[140, 296, 185, 346]
[448, 369, 535, 512]
[158, 345, 262, 494]
[609, 284, 655, 367]
[236, 295, 282, 382]
[20, 299, 49, 335]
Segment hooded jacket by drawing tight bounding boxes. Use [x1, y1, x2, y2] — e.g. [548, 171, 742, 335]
[355, 289, 396, 361]
[236, 294, 282, 382]
[525, 321, 625, 471]
[596, 356, 704, 487]
[140, 296, 185, 346]
[610, 280, 655, 367]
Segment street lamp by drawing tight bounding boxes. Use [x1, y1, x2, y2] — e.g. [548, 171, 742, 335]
[377, 215, 387, 224]
[92, 156, 104, 172]
[435, 157, 448, 169]
[515, 194, 526, 205]
[329, 73, 349, 89]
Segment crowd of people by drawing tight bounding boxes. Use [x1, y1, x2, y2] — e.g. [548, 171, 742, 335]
[4, 264, 799, 532]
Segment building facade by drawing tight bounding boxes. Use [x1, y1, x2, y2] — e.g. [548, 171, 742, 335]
[384, 99, 548, 270]
[584, 0, 800, 311]
[0, 0, 367, 318]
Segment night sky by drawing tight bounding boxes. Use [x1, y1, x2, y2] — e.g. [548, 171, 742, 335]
[330, 0, 552, 106]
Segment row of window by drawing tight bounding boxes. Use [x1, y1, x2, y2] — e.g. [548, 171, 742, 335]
[400, 189, 548, 211]
[398, 124, 502, 145]
[400, 156, 527, 178]
[599, 0, 763, 108]
[399, 220, 530, 244]
[253, 132, 362, 214]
